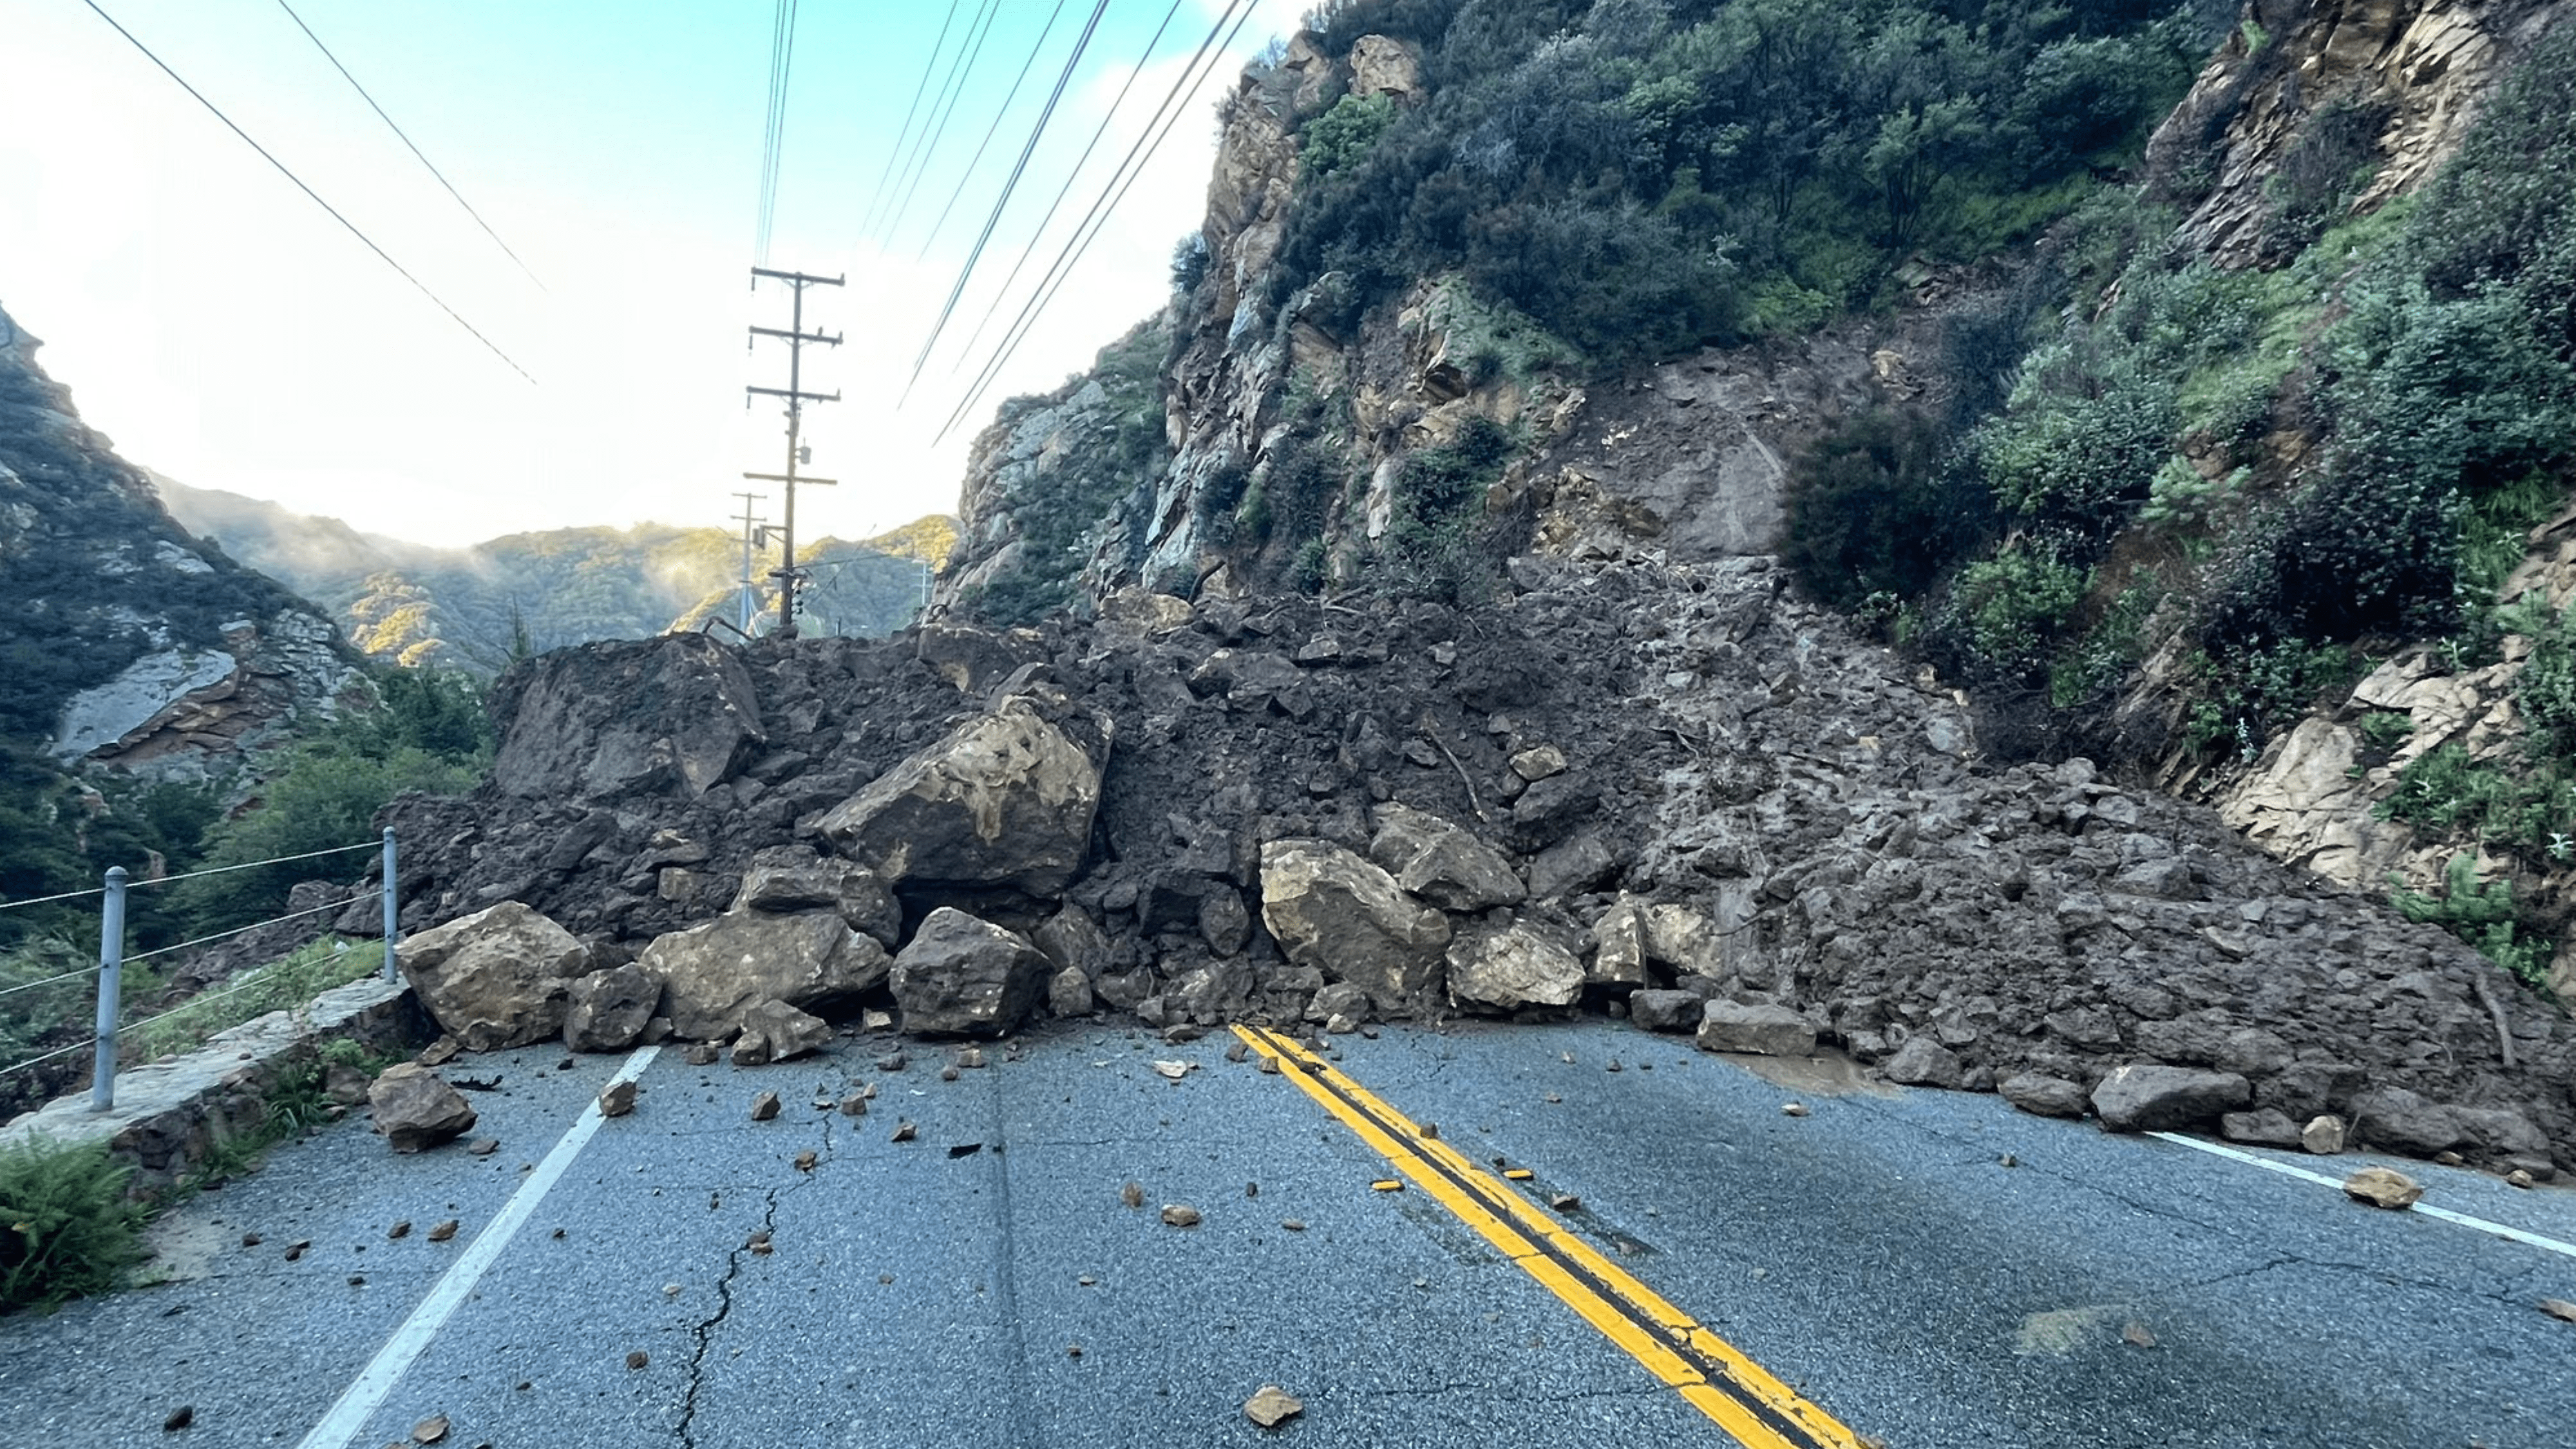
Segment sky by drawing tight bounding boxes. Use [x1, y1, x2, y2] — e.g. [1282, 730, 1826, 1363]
[0, 0, 1287, 547]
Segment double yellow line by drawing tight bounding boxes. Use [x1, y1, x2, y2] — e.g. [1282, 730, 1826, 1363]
[1231, 1026, 1867, 1449]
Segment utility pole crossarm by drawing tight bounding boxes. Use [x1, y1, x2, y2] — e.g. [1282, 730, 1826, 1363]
[744, 385, 841, 402]
[742, 472, 837, 486]
[749, 325, 844, 345]
[751, 267, 846, 287]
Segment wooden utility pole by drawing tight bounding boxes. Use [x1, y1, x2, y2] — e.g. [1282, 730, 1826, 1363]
[730, 490, 768, 636]
[746, 267, 843, 638]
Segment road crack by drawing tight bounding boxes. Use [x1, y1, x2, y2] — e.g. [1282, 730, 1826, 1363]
[676, 1106, 836, 1447]
[675, 1185, 775, 1449]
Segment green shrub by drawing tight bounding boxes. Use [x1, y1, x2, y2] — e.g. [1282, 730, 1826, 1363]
[1302, 93, 1397, 179]
[0, 1135, 146, 1312]
[1940, 545, 2089, 677]
[2388, 853, 2553, 987]
[1783, 408, 1985, 608]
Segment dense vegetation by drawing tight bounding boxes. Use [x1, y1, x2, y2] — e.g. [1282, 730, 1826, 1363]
[1777, 21, 2576, 979]
[1260, 0, 2213, 363]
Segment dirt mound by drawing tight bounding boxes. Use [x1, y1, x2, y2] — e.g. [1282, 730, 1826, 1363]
[374, 558, 2575, 1174]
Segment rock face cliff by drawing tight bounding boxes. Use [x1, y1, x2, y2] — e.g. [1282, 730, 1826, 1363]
[940, 32, 1933, 612]
[0, 303, 356, 784]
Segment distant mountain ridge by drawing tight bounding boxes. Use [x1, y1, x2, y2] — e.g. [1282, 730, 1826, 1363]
[155, 477, 958, 672]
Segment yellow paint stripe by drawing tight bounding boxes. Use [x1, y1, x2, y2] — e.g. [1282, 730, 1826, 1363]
[1233, 1026, 1866, 1449]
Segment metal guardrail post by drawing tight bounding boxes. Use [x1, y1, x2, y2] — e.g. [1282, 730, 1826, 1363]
[90, 866, 126, 1112]
[381, 828, 401, 983]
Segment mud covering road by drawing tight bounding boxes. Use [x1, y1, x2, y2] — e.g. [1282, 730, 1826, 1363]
[6, 1020, 2570, 1448]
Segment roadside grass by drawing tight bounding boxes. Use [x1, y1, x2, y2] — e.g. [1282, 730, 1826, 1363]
[126, 936, 381, 1064]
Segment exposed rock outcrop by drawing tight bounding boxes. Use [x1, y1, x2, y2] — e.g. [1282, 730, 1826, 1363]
[0, 302, 355, 787]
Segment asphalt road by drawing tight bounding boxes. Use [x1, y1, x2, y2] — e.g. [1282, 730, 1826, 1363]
[4, 1019, 2571, 1448]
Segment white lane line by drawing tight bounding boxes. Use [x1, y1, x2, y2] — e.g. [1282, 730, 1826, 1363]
[2148, 1130, 2576, 1261]
[295, 1043, 661, 1449]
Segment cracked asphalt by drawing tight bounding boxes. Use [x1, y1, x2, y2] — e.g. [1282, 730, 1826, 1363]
[3, 1019, 2573, 1448]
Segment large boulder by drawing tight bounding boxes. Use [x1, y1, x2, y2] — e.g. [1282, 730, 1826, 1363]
[890, 908, 1051, 1036]
[1258, 840, 1451, 1009]
[639, 909, 889, 1041]
[488, 632, 762, 801]
[1695, 999, 1816, 1057]
[1628, 989, 1702, 1033]
[2090, 1065, 2251, 1132]
[397, 902, 591, 1051]
[819, 697, 1105, 898]
[368, 1064, 477, 1153]
[563, 963, 658, 1052]
[1367, 803, 1525, 913]
[1446, 923, 1585, 1012]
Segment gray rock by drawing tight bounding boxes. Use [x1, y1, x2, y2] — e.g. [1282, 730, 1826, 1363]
[730, 846, 846, 912]
[1999, 1073, 2090, 1119]
[1307, 982, 1371, 1025]
[1883, 1037, 1965, 1089]
[1048, 966, 1095, 1018]
[1198, 888, 1254, 956]
[368, 1064, 477, 1153]
[490, 632, 762, 801]
[889, 908, 1050, 1037]
[1367, 802, 1526, 913]
[1032, 905, 1113, 980]
[1627, 989, 1702, 1034]
[398, 902, 591, 1052]
[2351, 1087, 2468, 1156]
[2220, 1108, 2306, 1148]
[1171, 959, 1256, 1024]
[1589, 902, 1648, 987]
[1446, 924, 1586, 1012]
[563, 963, 657, 1053]
[639, 909, 888, 1041]
[1695, 999, 1815, 1057]
[1259, 840, 1450, 1009]
[819, 697, 1106, 898]
[1525, 833, 1618, 899]
[730, 999, 831, 1066]
[2090, 1065, 2251, 1132]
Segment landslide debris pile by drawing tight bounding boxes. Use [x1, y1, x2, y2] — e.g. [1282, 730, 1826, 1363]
[376, 558, 2574, 1175]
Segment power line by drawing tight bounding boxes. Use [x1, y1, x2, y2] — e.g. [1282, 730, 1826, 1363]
[936, 0, 1258, 440]
[914, 0, 1072, 260]
[877, 0, 1003, 250]
[271, 0, 544, 290]
[949, 0, 1192, 365]
[903, 0, 1116, 396]
[754, 0, 804, 264]
[79, 0, 535, 384]
[858, 0, 967, 240]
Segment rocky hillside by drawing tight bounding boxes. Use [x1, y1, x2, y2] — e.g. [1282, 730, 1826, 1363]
[156, 477, 958, 672]
[0, 303, 355, 789]
[935, 3, 2576, 999]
